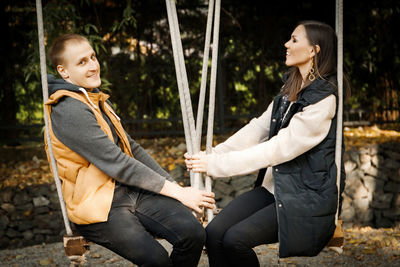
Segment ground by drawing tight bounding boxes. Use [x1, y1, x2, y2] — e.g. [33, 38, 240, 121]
[0, 224, 399, 266]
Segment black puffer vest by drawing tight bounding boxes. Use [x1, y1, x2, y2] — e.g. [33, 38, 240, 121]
[255, 77, 346, 258]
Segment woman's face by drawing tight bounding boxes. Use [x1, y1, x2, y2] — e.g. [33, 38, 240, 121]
[284, 25, 315, 73]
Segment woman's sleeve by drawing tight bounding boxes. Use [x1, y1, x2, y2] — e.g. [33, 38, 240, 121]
[212, 101, 273, 154]
[206, 94, 336, 177]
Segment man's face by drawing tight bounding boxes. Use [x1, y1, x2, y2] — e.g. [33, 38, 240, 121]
[57, 41, 101, 89]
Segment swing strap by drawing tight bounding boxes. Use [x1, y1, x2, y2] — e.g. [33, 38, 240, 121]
[165, 0, 221, 222]
[35, 0, 88, 265]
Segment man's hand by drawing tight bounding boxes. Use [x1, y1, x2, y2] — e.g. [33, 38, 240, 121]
[184, 152, 208, 173]
[160, 180, 215, 213]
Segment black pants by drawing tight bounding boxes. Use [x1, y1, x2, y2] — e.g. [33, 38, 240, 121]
[75, 185, 205, 267]
[205, 187, 278, 267]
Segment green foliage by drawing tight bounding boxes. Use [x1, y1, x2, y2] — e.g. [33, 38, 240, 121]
[1, 0, 399, 142]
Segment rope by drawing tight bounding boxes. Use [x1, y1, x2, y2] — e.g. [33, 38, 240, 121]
[165, 0, 197, 187]
[166, 0, 222, 222]
[205, 0, 221, 222]
[166, 0, 207, 190]
[195, 0, 215, 144]
[35, 0, 72, 236]
[335, 0, 344, 226]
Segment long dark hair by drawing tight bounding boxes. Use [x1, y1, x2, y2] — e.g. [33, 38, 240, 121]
[282, 20, 350, 101]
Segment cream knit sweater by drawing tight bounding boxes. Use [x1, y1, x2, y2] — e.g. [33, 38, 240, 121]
[207, 94, 336, 194]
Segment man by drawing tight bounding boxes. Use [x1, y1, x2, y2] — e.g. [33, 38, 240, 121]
[45, 33, 214, 267]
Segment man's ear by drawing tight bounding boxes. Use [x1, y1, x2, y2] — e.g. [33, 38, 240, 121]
[57, 65, 69, 79]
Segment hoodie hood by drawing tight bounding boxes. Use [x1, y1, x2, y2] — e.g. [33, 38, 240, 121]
[47, 74, 99, 96]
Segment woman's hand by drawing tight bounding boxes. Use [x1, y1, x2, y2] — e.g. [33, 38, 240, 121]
[160, 180, 215, 213]
[184, 152, 208, 173]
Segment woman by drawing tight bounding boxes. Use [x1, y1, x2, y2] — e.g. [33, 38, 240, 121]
[185, 21, 348, 266]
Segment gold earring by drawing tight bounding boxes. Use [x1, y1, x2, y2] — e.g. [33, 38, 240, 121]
[309, 59, 316, 81]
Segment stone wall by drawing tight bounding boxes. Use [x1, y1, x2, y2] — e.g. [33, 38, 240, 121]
[340, 142, 400, 227]
[0, 184, 63, 249]
[0, 142, 399, 249]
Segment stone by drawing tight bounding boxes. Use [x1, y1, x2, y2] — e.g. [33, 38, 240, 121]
[375, 216, 393, 228]
[393, 193, 400, 207]
[0, 215, 9, 230]
[33, 196, 50, 207]
[368, 145, 379, 156]
[1, 203, 16, 214]
[353, 196, 370, 211]
[17, 221, 33, 231]
[34, 234, 44, 242]
[176, 142, 186, 151]
[341, 205, 355, 222]
[371, 155, 383, 167]
[384, 151, 400, 161]
[344, 172, 364, 197]
[23, 230, 34, 240]
[359, 153, 371, 164]
[214, 180, 234, 196]
[16, 203, 33, 211]
[231, 175, 256, 189]
[13, 191, 31, 206]
[0, 188, 14, 203]
[383, 208, 400, 219]
[384, 181, 400, 193]
[364, 165, 378, 177]
[360, 161, 372, 172]
[357, 209, 373, 222]
[218, 196, 234, 208]
[385, 159, 400, 170]
[348, 150, 360, 165]
[170, 165, 185, 180]
[362, 175, 385, 193]
[33, 229, 53, 235]
[6, 228, 21, 238]
[0, 236, 10, 249]
[353, 185, 370, 201]
[34, 206, 50, 215]
[28, 185, 51, 198]
[371, 193, 393, 209]
[344, 160, 357, 173]
[45, 235, 61, 243]
[389, 169, 400, 182]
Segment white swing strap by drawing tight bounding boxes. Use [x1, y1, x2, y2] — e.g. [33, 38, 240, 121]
[205, 0, 221, 222]
[36, 0, 89, 264]
[335, 0, 344, 226]
[165, 0, 199, 188]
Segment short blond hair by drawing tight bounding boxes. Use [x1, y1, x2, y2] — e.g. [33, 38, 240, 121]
[48, 34, 89, 69]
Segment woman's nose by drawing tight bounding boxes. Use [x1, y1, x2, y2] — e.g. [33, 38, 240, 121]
[284, 41, 290, 48]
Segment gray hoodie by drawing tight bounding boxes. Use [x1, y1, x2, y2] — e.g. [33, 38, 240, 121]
[47, 74, 173, 194]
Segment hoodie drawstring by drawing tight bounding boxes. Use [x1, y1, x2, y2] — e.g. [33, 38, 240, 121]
[105, 104, 121, 121]
[78, 88, 98, 110]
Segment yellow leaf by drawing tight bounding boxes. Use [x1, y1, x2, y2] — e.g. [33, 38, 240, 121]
[168, 163, 175, 171]
[39, 259, 52, 266]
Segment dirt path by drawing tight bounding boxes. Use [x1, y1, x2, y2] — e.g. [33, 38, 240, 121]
[1, 225, 399, 266]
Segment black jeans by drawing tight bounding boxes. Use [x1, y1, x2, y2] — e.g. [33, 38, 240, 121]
[205, 187, 278, 267]
[75, 185, 205, 267]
